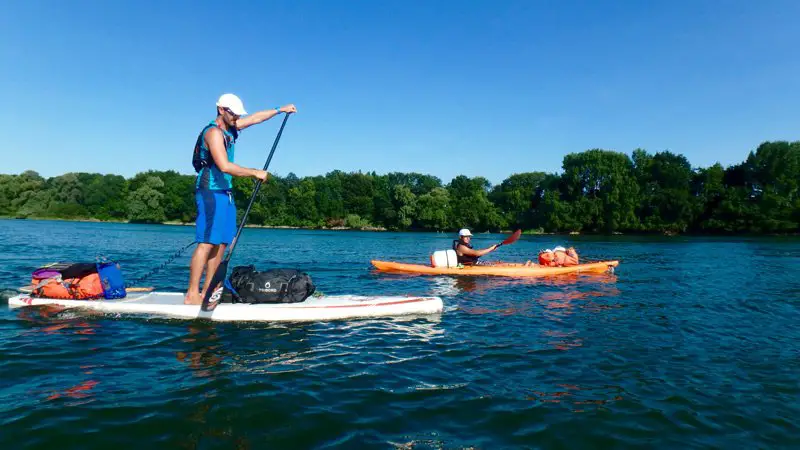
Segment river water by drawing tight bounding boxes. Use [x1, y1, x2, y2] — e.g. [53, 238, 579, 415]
[1, 219, 798, 448]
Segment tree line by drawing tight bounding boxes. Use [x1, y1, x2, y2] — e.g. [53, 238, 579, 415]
[1, 141, 797, 234]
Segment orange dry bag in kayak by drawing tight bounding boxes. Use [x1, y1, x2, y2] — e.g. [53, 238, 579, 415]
[538, 250, 556, 267]
[554, 247, 579, 266]
[538, 247, 580, 267]
[30, 263, 105, 299]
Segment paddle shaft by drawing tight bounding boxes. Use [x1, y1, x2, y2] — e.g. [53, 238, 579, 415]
[225, 113, 290, 258]
[200, 113, 291, 311]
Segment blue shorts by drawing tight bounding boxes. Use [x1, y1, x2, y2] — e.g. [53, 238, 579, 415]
[195, 190, 236, 245]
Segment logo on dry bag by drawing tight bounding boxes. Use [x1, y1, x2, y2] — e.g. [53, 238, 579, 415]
[257, 280, 278, 294]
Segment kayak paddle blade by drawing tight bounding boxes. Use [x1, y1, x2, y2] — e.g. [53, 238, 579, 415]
[501, 229, 522, 246]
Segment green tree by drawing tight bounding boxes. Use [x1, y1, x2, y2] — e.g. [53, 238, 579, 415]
[447, 175, 505, 231]
[127, 176, 166, 223]
[749, 142, 800, 232]
[635, 151, 695, 232]
[560, 149, 640, 232]
[2, 139, 798, 234]
[389, 184, 417, 230]
[158, 171, 196, 223]
[288, 178, 320, 226]
[46, 173, 88, 218]
[531, 174, 582, 232]
[85, 174, 129, 220]
[0, 174, 17, 215]
[691, 163, 726, 231]
[489, 172, 548, 229]
[342, 172, 375, 219]
[259, 176, 291, 226]
[372, 174, 394, 228]
[416, 187, 451, 231]
[13, 171, 50, 218]
[314, 172, 345, 224]
[385, 172, 442, 196]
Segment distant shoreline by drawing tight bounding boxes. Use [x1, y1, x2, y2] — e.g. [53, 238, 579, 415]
[0, 215, 528, 234]
[3, 216, 798, 237]
[0, 215, 388, 232]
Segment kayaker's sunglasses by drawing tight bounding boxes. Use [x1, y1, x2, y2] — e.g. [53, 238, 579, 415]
[222, 107, 239, 118]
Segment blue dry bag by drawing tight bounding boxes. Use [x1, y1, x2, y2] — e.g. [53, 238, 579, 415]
[97, 261, 126, 299]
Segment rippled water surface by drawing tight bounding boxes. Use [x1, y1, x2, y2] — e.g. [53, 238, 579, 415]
[1, 219, 799, 449]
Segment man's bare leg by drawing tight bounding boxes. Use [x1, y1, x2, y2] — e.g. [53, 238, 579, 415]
[185, 243, 214, 305]
[200, 244, 226, 300]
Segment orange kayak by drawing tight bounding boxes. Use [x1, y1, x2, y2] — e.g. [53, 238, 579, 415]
[370, 260, 619, 278]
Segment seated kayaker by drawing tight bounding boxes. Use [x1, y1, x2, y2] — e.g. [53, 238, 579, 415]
[453, 228, 499, 266]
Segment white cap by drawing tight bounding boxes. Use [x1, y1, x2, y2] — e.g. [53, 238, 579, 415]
[554, 246, 566, 252]
[216, 93, 248, 116]
[458, 228, 473, 237]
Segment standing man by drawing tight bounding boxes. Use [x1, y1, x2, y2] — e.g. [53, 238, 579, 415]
[185, 93, 297, 305]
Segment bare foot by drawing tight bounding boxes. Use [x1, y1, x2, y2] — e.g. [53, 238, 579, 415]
[184, 291, 202, 305]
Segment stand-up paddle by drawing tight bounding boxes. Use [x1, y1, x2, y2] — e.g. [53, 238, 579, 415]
[200, 113, 291, 312]
[496, 229, 522, 248]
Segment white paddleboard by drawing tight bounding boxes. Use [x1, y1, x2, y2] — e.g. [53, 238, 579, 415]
[7, 292, 444, 322]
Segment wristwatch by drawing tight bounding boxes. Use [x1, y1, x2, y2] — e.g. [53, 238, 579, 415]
[275, 107, 282, 114]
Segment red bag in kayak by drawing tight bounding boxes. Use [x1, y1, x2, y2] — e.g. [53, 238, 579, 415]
[538, 247, 579, 267]
[30, 263, 105, 299]
[538, 250, 556, 267]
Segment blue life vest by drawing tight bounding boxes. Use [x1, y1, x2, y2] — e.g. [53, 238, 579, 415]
[193, 121, 235, 191]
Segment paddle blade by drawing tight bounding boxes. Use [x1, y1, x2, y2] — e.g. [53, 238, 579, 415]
[200, 260, 229, 312]
[501, 229, 522, 246]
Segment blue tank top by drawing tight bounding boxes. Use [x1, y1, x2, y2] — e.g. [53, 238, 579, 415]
[195, 121, 235, 191]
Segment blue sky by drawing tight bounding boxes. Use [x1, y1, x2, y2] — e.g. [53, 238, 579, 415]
[2, 0, 799, 185]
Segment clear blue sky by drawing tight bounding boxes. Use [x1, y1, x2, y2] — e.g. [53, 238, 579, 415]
[2, 0, 799, 185]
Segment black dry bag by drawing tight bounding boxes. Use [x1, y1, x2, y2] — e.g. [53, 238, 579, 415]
[223, 265, 316, 304]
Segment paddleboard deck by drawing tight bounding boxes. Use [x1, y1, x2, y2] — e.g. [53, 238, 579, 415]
[7, 292, 444, 322]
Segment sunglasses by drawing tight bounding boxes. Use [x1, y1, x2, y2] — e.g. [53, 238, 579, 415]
[222, 107, 240, 117]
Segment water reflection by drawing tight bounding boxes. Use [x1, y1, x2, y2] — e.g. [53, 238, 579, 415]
[46, 379, 99, 403]
[460, 285, 621, 320]
[16, 305, 100, 338]
[429, 272, 618, 296]
[370, 316, 444, 341]
[526, 384, 624, 412]
[175, 323, 226, 379]
[44, 363, 101, 406]
[453, 277, 534, 294]
[542, 329, 583, 351]
[537, 286, 622, 316]
[533, 272, 618, 287]
[226, 325, 314, 375]
[460, 302, 536, 317]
